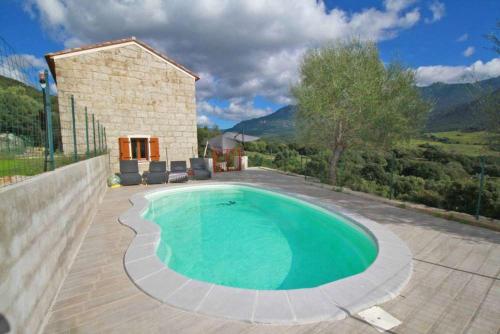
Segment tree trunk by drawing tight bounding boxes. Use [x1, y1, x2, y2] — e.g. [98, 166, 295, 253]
[328, 146, 344, 185]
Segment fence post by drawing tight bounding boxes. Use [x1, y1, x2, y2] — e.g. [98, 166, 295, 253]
[475, 156, 485, 220]
[104, 127, 107, 151]
[389, 151, 396, 200]
[102, 125, 105, 151]
[92, 114, 96, 156]
[301, 156, 305, 180]
[70, 95, 77, 161]
[42, 70, 55, 171]
[97, 120, 101, 153]
[85, 107, 90, 158]
[101, 125, 104, 152]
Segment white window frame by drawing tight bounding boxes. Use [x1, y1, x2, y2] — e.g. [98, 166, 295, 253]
[128, 135, 151, 162]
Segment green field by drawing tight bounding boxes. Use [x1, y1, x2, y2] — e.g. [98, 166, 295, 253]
[0, 154, 91, 177]
[403, 131, 500, 157]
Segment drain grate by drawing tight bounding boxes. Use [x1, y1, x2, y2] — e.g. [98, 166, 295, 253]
[357, 306, 402, 332]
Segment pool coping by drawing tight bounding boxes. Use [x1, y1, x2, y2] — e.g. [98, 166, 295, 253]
[118, 182, 413, 325]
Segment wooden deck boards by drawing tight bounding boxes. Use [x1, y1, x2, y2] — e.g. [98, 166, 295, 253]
[42, 169, 500, 333]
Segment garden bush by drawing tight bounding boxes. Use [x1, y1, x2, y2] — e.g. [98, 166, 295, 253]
[243, 141, 500, 219]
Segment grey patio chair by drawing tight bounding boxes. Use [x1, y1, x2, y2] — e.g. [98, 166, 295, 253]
[143, 161, 168, 184]
[169, 161, 188, 183]
[190, 158, 211, 180]
[119, 160, 142, 186]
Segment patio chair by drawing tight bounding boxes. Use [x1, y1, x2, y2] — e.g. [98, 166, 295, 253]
[169, 161, 188, 183]
[190, 158, 211, 180]
[143, 161, 168, 184]
[119, 160, 142, 186]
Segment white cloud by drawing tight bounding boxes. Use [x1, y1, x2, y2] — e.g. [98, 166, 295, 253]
[463, 46, 475, 58]
[425, 1, 445, 23]
[25, 0, 422, 121]
[384, 0, 417, 12]
[0, 54, 46, 86]
[24, 0, 67, 26]
[50, 82, 58, 94]
[457, 33, 468, 42]
[415, 58, 500, 86]
[197, 99, 272, 122]
[197, 115, 214, 127]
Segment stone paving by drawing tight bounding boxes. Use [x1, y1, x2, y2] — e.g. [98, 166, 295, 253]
[42, 168, 500, 333]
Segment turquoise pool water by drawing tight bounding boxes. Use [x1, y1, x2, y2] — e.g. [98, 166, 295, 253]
[143, 185, 378, 290]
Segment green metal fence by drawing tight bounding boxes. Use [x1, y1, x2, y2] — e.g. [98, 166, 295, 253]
[0, 40, 108, 188]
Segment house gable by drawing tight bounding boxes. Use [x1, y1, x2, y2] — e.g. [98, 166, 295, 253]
[45, 37, 199, 83]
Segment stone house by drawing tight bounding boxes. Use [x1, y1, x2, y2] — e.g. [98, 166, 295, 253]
[45, 37, 199, 172]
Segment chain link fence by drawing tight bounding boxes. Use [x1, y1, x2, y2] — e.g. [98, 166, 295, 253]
[0, 37, 108, 188]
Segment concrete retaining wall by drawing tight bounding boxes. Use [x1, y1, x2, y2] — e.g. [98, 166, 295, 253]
[0, 155, 110, 334]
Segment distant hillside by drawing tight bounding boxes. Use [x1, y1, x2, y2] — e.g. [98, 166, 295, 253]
[0, 75, 41, 99]
[0, 74, 58, 109]
[227, 77, 500, 139]
[421, 76, 500, 131]
[427, 88, 500, 132]
[0, 75, 61, 150]
[419, 76, 500, 111]
[228, 105, 297, 140]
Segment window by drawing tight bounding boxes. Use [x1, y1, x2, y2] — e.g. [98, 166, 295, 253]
[131, 138, 148, 160]
[119, 137, 159, 161]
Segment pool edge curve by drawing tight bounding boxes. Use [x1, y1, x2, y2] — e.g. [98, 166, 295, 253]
[118, 182, 413, 325]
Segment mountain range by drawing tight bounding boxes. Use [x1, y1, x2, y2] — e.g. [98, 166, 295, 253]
[228, 76, 500, 139]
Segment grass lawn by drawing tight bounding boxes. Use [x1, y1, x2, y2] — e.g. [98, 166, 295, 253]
[0, 154, 90, 177]
[403, 131, 500, 157]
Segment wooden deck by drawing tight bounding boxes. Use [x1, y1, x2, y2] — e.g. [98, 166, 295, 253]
[42, 169, 500, 333]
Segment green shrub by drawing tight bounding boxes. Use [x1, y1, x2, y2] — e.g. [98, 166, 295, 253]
[305, 156, 329, 182]
[442, 180, 500, 218]
[444, 161, 469, 179]
[360, 163, 389, 184]
[244, 140, 268, 153]
[348, 178, 390, 197]
[393, 175, 425, 198]
[269, 145, 306, 174]
[401, 160, 447, 180]
[410, 189, 444, 208]
[420, 144, 451, 163]
[240, 136, 500, 219]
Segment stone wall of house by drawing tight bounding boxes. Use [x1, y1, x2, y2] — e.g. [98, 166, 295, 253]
[53, 43, 198, 172]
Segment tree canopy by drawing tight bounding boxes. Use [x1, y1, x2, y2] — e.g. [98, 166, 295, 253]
[292, 40, 430, 184]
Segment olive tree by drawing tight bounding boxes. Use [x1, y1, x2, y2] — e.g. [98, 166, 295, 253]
[292, 40, 430, 184]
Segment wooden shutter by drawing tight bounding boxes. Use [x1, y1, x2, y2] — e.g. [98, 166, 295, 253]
[150, 137, 160, 161]
[119, 137, 131, 160]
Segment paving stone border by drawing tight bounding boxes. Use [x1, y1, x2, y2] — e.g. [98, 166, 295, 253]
[118, 183, 413, 324]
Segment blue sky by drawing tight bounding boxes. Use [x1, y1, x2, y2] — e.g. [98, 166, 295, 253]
[1, 0, 499, 128]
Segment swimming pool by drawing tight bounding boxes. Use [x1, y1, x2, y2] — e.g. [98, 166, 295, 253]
[120, 183, 412, 324]
[144, 185, 377, 290]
